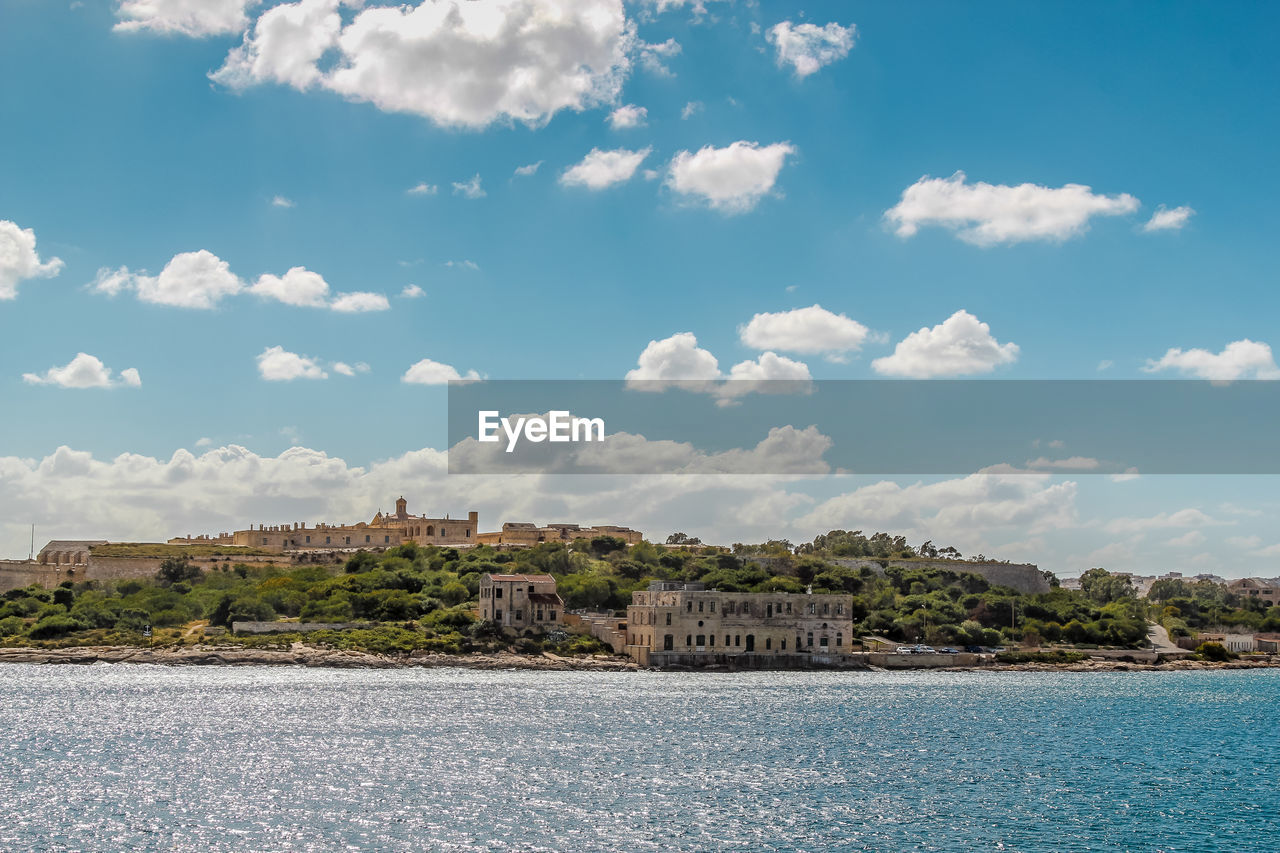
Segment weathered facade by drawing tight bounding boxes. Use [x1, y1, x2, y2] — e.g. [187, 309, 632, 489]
[475, 522, 642, 547]
[478, 573, 564, 632]
[624, 581, 855, 667]
[232, 498, 478, 553]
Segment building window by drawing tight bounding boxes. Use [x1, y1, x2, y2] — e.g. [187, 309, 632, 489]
[325, 537, 331, 544]
[384, 536, 390, 544]
[709, 635, 715, 646]
[305, 536, 310, 544]
[837, 604, 844, 615]
[495, 588, 503, 599]
[686, 635, 692, 647]
[767, 603, 773, 617]
[796, 635, 802, 649]
[807, 632, 814, 647]
[698, 601, 704, 613]
[836, 633, 843, 647]
[664, 635, 673, 651]
[549, 611, 557, 620]
[735, 635, 741, 647]
[262, 537, 267, 545]
[786, 602, 792, 614]
[687, 601, 693, 612]
[345, 537, 350, 544]
[465, 529, 470, 536]
[536, 610, 544, 621]
[765, 638, 772, 650]
[820, 636, 829, 647]
[781, 639, 787, 650]
[665, 613, 671, 626]
[528, 585, 535, 594]
[808, 603, 816, 614]
[696, 635, 705, 646]
[823, 602, 830, 615]
[741, 602, 750, 617]
[725, 634, 731, 646]
[515, 612, 523, 620]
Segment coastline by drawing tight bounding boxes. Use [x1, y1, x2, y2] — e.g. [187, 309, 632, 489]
[0, 644, 1276, 672]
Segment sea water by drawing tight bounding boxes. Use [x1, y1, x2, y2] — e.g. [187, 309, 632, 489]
[0, 666, 1276, 852]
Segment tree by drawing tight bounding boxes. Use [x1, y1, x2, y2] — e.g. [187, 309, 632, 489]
[157, 556, 201, 586]
[666, 532, 701, 546]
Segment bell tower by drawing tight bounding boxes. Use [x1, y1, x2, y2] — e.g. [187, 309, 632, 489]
[395, 496, 408, 520]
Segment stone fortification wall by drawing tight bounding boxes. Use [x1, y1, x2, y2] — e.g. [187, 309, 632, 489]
[0, 561, 77, 593]
[232, 621, 372, 634]
[0, 554, 294, 593]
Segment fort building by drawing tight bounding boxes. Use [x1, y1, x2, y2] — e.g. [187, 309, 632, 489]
[232, 497, 478, 553]
[624, 581, 855, 667]
[475, 522, 642, 547]
[478, 573, 564, 631]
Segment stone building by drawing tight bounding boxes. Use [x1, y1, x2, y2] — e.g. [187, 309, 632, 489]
[36, 540, 106, 567]
[478, 573, 564, 631]
[624, 581, 855, 666]
[475, 521, 642, 547]
[232, 497, 478, 553]
[1228, 577, 1280, 606]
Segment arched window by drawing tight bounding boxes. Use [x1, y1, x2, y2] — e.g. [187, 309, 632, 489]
[426, 525, 435, 536]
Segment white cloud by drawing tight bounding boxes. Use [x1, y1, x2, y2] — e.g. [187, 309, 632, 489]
[1142, 339, 1280, 380]
[1226, 535, 1262, 550]
[560, 147, 651, 189]
[624, 332, 721, 387]
[332, 361, 370, 377]
[452, 174, 486, 199]
[680, 100, 702, 119]
[798, 469, 1079, 546]
[214, 0, 634, 129]
[330, 291, 391, 313]
[211, 0, 342, 90]
[637, 38, 680, 76]
[766, 21, 856, 77]
[22, 353, 142, 389]
[872, 310, 1019, 378]
[271, 195, 295, 208]
[256, 346, 328, 381]
[1105, 508, 1221, 535]
[725, 352, 811, 382]
[1097, 359, 1114, 372]
[249, 266, 331, 308]
[91, 250, 244, 309]
[400, 284, 424, 298]
[115, 0, 254, 37]
[607, 104, 648, 129]
[407, 182, 438, 196]
[885, 171, 1140, 245]
[195, 437, 213, 448]
[666, 141, 795, 213]
[0, 220, 64, 300]
[738, 304, 870, 358]
[1166, 530, 1206, 548]
[1110, 468, 1140, 483]
[1025, 456, 1101, 471]
[445, 260, 480, 271]
[1143, 205, 1195, 232]
[402, 358, 481, 385]
[514, 161, 543, 177]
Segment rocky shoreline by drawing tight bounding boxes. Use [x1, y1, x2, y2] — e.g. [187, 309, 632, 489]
[0, 644, 1276, 672]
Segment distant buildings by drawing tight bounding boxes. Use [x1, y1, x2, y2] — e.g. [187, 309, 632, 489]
[230, 497, 480, 552]
[475, 522, 642, 547]
[1227, 577, 1280, 606]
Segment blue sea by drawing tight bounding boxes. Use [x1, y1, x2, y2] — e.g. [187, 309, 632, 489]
[0, 666, 1276, 852]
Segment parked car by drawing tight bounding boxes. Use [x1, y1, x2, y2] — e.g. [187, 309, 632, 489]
[913, 645, 936, 654]
[941, 647, 959, 654]
[964, 645, 984, 653]
[895, 646, 915, 654]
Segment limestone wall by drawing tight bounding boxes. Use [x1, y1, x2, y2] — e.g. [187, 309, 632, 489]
[232, 621, 371, 634]
[0, 561, 78, 593]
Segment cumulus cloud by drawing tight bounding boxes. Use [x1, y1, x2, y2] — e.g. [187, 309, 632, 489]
[1143, 205, 1195, 232]
[1025, 456, 1101, 471]
[400, 284, 424, 298]
[402, 358, 481, 385]
[738, 304, 871, 359]
[1142, 339, 1280, 380]
[90, 250, 244, 309]
[115, 0, 254, 37]
[407, 182, 438, 196]
[560, 147, 651, 189]
[332, 361, 370, 377]
[872, 310, 1019, 378]
[212, 0, 634, 129]
[249, 266, 331, 308]
[1104, 508, 1222, 535]
[514, 161, 543, 177]
[330, 291, 391, 313]
[797, 469, 1079, 547]
[445, 260, 480, 271]
[767, 21, 856, 77]
[452, 174, 485, 199]
[637, 38, 680, 76]
[22, 353, 141, 389]
[256, 346, 328, 381]
[666, 141, 795, 213]
[1166, 530, 1206, 548]
[624, 332, 721, 387]
[607, 104, 647, 129]
[885, 171, 1140, 245]
[0, 220, 64, 300]
[680, 100, 702, 119]
[271, 195, 295, 208]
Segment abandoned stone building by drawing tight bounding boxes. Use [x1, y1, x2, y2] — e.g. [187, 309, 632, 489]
[478, 573, 564, 631]
[232, 497, 478, 552]
[624, 581, 856, 666]
[474, 521, 642, 546]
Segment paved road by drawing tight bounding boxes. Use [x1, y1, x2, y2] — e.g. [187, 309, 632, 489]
[1147, 621, 1183, 653]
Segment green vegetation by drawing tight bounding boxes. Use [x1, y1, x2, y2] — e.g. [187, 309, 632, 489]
[1148, 576, 1280, 638]
[994, 650, 1087, 664]
[6, 534, 1270, 659]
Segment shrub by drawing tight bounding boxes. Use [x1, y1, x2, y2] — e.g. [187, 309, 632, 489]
[1195, 642, 1233, 662]
[28, 615, 84, 640]
[0, 616, 25, 636]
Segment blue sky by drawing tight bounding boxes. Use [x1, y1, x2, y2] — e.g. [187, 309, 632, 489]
[2, 0, 1279, 575]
